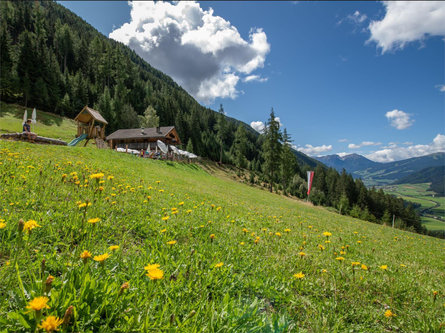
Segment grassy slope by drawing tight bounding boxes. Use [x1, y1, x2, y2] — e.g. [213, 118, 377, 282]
[0, 140, 444, 332]
[0, 103, 77, 143]
[382, 183, 445, 232]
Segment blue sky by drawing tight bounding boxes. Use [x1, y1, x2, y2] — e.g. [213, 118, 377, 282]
[60, 1, 445, 162]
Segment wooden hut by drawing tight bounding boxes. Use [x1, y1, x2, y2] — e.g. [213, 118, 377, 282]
[106, 126, 181, 151]
[73, 106, 108, 147]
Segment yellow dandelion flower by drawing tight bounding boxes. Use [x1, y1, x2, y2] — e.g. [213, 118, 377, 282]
[23, 220, 41, 233]
[109, 245, 119, 251]
[107, 175, 114, 180]
[88, 218, 100, 224]
[298, 251, 306, 257]
[357, 240, 362, 244]
[167, 240, 177, 245]
[186, 209, 192, 214]
[80, 250, 92, 259]
[240, 242, 245, 245]
[384, 309, 396, 318]
[146, 267, 164, 280]
[322, 231, 332, 237]
[335, 257, 345, 261]
[321, 269, 328, 273]
[242, 228, 248, 233]
[93, 253, 110, 262]
[162, 216, 169, 221]
[38, 315, 63, 333]
[210, 234, 215, 239]
[400, 264, 406, 267]
[325, 240, 331, 244]
[380, 265, 388, 270]
[351, 261, 360, 267]
[144, 264, 160, 271]
[318, 244, 325, 251]
[214, 262, 224, 268]
[26, 296, 50, 311]
[89, 173, 104, 179]
[0, 222, 6, 229]
[293, 272, 305, 279]
[160, 229, 167, 233]
[275, 232, 282, 237]
[284, 228, 291, 232]
[361, 264, 368, 270]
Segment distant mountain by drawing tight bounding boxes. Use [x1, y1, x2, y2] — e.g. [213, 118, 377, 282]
[394, 165, 445, 196]
[315, 153, 378, 173]
[315, 152, 445, 186]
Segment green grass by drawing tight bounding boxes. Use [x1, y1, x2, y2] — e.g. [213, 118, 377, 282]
[1, 140, 444, 332]
[0, 102, 77, 143]
[382, 183, 445, 232]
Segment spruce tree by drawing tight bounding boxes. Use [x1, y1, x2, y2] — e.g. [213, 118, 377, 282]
[262, 108, 282, 192]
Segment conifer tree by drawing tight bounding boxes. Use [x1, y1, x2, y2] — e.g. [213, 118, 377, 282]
[262, 108, 282, 192]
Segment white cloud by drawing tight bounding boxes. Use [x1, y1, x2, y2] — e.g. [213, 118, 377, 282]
[368, 2, 445, 53]
[348, 143, 361, 149]
[385, 109, 414, 130]
[337, 152, 350, 157]
[348, 10, 368, 24]
[437, 84, 445, 92]
[243, 75, 268, 83]
[250, 121, 265, 133]
[361, 141, 382, 146]
[338, 138, 348, 142]
[109, 1, 270, 104]
[297, 144, 333, 156]
[274, 117, 283, 127]
[365, 134, 445, 162]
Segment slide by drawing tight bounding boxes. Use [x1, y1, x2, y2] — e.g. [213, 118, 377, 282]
[68, 133, 87, 146]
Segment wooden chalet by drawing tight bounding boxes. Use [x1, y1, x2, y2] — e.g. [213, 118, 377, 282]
[74, 106, 108, 147]
[106, 126, 181, 151]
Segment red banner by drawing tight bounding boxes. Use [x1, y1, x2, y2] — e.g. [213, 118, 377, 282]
[307, 171, 314, 196]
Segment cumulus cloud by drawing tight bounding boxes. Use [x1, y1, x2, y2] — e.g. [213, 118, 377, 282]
[250, 121, 265, 133]
[385, 109, 414, 130]
[109, 1, 270, 104]
[368, 2, 445, 53]
[365, 134, 445, 162]
[348, 143, 361, 149]
[361, 141, 382, 146]
[250, 116, 282, 133]
[243, 75, 268, 83]
[437, 84, 445, 92]
[297, 144, 333, 156]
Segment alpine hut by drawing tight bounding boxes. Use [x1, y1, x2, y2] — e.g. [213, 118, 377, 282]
[106, 126, 181, 151]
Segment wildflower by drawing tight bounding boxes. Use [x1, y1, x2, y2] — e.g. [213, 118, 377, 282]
[210, 234, 215, 240]
[80, 250, 92, 260]
[318, 244, 325, 251]
[351, 262, 360, 267]
[357, 240, 362, 244]
[89, 173, 104, 179]
[298, 251, 306, 257]
[107, 175, 114, 181]
[146, 267, 164, 280]
[322, 232, 332, 237]
[284, 228, 291, 232]
[242, 228, 248, 234]
[400, 264, 406, 267]
[321, 269, 328, 273]
[62, 306, 74, 327]
[380, 265, 388, 270]
[87, 218, 100, 224]
[240, 242, 245, 245]
[27, 296, 50, 311]
[160, 229, 167, 233]
[186, 209, 192, 214]
[93, 253, 110, 262]
[109, 245, 119, 251]
[214, 262, 224, 268]
[0, 222, 6, 229]
[361, 264, 368, 270]
[335, 257, 345, 261]
[275, 232, 282, 237]
[144, 264, 160, 271]
[293, 272, 305, 279]
[340, 250, 346, 255]
[254, 237, 260, 244]
[23, 220, 41, 233]
[178, 202, 184, 206]
[384, 309, 396, 318]
[38, 316, 63, 332]
[167, 240, 177, 245]
[162, 216, 169, 221]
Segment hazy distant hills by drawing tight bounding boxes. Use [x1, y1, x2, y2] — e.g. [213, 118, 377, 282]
[394, 165, 445, 195]
[315, 152, 445, 186]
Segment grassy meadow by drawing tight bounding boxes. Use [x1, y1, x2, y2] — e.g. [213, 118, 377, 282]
[382, 183, 445, 232]
[0, 103, 77, 144]
[0, 140, 444, 332]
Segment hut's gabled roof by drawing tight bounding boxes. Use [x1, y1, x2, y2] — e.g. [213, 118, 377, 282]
[106, 126, 179, 142]
[74, 106, 108, 125]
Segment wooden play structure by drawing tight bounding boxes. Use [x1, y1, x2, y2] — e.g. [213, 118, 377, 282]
[72, 106, 108, 148]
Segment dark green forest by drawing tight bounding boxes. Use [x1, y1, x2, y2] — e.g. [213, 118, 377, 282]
[1, 0, 430, 236]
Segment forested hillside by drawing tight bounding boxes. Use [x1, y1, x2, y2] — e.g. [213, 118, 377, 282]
[0, 0, 428, 236]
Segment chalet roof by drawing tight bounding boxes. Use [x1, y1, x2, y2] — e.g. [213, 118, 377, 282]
[74, 106, 108, 125]
[106, 126, 176, 141]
